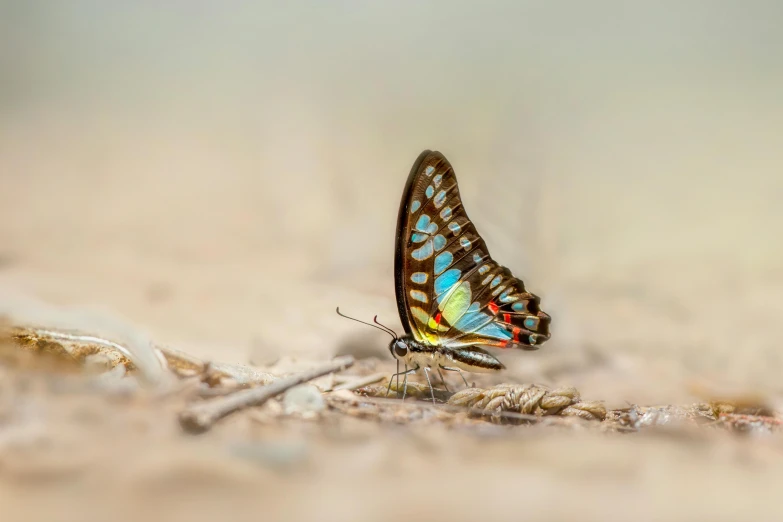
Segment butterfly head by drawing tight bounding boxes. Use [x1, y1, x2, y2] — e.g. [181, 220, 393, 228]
[388, 336, 411, 361]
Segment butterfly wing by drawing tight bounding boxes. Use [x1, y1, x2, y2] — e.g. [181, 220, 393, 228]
[394, 150, 551, 349]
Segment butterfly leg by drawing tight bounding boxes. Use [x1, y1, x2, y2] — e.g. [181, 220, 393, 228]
[402, 364, 409, 400]
[440, 366, 470, 388]
[396, 359, 400, 398]
[401, 364, 421, 401]
[386, 363, 417, 398]
[436, 367, 451, 393]
[386, 360, 400, 398]
[423, 367, 436, 404]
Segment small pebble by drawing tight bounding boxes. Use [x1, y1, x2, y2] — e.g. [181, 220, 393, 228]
[282, 384, 325, 417]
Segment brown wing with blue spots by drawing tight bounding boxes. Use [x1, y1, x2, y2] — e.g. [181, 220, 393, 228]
[394, 150, 551, 349]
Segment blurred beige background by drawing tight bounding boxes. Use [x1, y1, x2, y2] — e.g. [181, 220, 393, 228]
[3, 4, 783, 522]
[1, 1, 782, 402]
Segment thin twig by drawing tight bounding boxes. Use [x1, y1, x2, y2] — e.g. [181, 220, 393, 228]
[7, 325, 166, 383]
[28, 329, 135, 360]
[179, 356, 355, 434]
[331, 372, 387, 391]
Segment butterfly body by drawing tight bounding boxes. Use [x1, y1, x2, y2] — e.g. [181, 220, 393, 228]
[388, 335, 505, 374]
[392, 150, 551, 384]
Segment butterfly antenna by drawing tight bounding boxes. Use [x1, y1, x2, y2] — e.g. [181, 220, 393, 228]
[336, 307, 396, 340]
[372, 316, 397, 339]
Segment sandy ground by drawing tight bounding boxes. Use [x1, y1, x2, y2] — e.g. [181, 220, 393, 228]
[2, 2, 783, 521]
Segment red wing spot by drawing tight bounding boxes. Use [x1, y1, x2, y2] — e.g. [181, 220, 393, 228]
[488, 301, 499, 315]
[512, 326, 521, 343]
[434, 312, 442, 326]
[503, 313, 511, 324]
[499, 340, 509, 348]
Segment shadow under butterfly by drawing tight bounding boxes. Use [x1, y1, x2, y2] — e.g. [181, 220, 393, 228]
[338, 150, 551, 402]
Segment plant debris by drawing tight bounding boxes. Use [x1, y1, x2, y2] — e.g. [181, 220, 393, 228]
[1, 321, 781, 437]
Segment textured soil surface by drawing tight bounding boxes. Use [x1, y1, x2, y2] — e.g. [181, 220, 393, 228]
[2, 3, 783, 521]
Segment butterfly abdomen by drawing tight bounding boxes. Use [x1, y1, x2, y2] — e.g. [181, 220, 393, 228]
[448, 346, 505, 372]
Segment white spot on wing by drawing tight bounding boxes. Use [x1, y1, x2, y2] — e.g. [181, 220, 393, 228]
[410, 272, 428, 284]
[410, 290, 428, 303]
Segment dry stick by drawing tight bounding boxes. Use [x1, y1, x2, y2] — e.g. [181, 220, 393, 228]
[331, 372, 387, 391]
[8, 325, 166, 383]
[179, 355, 355, 434]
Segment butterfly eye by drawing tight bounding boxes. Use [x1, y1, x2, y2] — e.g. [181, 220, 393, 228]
[394, 342, 408, 358]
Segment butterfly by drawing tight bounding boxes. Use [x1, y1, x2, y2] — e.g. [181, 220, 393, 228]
[338, 150, 551, 401]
